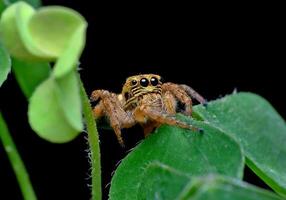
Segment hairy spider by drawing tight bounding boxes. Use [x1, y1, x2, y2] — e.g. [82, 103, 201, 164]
[91, 74, 207, 146]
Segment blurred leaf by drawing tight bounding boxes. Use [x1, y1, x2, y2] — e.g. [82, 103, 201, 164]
[12, 58, 50, 98]
[0, 2, 41, 60]
[28, 6, 87, 77]
[0, 43, 11, 86]
[0, 1, 87, 143]
[5, 0, 41, 8]
[0, 2, 86, 66]
[0, 1, 5, 15]
[28, 71, 82, 143]
[55, 70, 82, 131]
[138, 163, 282, 200]
[194, 92, 286, 196]
[28, 6, 85, 56]
[52, 23, 86, 78]
[109, 119, 244, 200]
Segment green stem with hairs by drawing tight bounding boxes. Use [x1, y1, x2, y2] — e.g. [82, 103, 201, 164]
[0, 113, 37, 200]
[79, 80, 102, 200]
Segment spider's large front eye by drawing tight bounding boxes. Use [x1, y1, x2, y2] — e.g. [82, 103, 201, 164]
[150, 77, 158, 86]
[140, 78, 149, 87]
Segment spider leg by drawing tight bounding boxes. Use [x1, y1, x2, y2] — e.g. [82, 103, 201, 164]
[92, 101, 105, 119]
[134, 105, 200, 134]
[180, 84, 207, 106]
[162, 91, 177, 115]
[162, 82, 193, 116]
[91, 90, 136, 146]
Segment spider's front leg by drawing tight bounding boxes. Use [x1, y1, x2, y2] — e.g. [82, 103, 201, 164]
[162, 82, 207, 116]
[162, 83, 193, 116]
[180, 84, 207, 106]
[134, 105, 200, 137]
[91, 90, 135, 146]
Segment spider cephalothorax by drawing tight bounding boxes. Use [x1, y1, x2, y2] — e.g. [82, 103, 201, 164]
[91, 74, 206, 146]
[122, 74, 163, 110]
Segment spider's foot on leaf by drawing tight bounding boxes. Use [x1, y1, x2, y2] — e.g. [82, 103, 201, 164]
[186, 124, 204, 133]
[184, 121, 204, 133]
[203, 101, 208, 108]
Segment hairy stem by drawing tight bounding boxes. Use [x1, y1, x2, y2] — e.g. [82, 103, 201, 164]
[0, 113, 37, 200]
[79, 80, 102, 200]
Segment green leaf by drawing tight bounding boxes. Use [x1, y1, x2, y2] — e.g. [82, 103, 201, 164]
[0, 43, 11, 86]
[0, 2, 87, 66]
[28, 71, 82, 143]
[194, 92, 286, 196]
[28, 6, 85, 56]
[5, 0, 42, 8]
[109, 119, 244, 200]
[28, 6, 87, 77]
[183, 176, 283, 200]
[55, 71, 82, 131]
[12, 58, 50, 98]
[0, 1, 87, 143]
[52, 23, 86, 78]
[0, 2, 41, 60]
[138, 162, 191, 200]
[0, 1, 6, 15]
[0, 1, 52, 60]
[138, 164, 282, 200]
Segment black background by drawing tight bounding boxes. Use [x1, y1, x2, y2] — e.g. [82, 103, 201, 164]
[0, 1, 285, 200]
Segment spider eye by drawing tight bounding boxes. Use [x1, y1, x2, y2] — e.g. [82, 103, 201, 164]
[140, 78, 149, 87]
[131, 80, 137, 86]
[150, 77, 158, 86]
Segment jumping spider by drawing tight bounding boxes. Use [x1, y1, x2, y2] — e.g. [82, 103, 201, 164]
[91, 74, 207, 146]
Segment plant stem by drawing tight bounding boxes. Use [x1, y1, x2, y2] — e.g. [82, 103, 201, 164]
[0, 113, 37, 200]
[79, 80, 102, 200]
